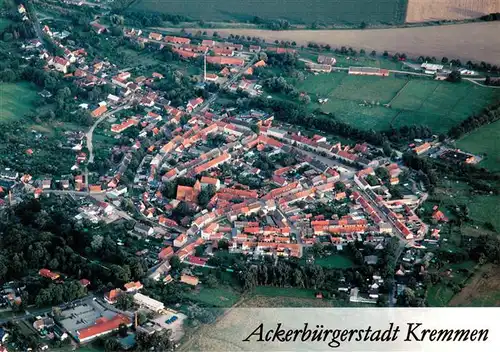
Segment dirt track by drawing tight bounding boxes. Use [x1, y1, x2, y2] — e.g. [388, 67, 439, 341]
[174, 22, 500, 65]
[406, 0, 500, 23]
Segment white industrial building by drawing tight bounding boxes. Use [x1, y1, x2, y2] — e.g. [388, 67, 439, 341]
[133, 293, 164, 312]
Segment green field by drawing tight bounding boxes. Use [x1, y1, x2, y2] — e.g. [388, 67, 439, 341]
[428, 179, 500, 235]
[0, 82, 39, 121]
[456, 120, 500, 172]
[184, 286, 241, 307]
[314, 254, 356, 269]
[293, 72, 500, 133]
[132, 0, 407, 25]
[426, 261, 476, 307]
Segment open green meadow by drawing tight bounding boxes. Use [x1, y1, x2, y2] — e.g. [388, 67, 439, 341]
[314, 254, 356, 269]
[0, 82, 39, 122]
[426, 261, 476, 307]
[426, 179, 500, 236]
[293, 72, 500, 133]
[183, 286, 241, 307]
[132, 0, 407, 25]
[456, 120, 500, 172]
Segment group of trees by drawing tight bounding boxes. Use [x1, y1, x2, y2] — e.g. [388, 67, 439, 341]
[0, 198, 148, 305]
[120, 9, 189, 26]
[479, 12, 500, 21]
[484, 76, 500, 86]
[34, 280, 87, 307]
[238, 237, 401, 299]
[263, 76, 299, 96]
[448, 102, 500, 139]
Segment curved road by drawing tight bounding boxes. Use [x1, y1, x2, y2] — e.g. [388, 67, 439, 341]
[87, 105, 128, 164]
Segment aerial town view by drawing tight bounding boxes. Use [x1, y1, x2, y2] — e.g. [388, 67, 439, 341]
[0, 0, 499, 350]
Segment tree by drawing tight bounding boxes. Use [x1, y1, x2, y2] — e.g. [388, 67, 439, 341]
[136, 330, 174, 352]
[299, 93, 311, 105]
[118, 323, 128, 338]
[205, 274, 218, 288]
[335, 182, 346, 191]
[104, 338, 120, 352]
[170, 255, 181, 271]
[382, 141, 392, 157]
[218, 239, 229, 250]
[447, 70, 462, 83]
[370, 50, 376, 57]
[116, 294, 134, 311]
[137, 311, 149, 325]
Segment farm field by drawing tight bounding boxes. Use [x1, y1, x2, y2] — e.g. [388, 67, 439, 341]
[456, 120, 500, 172]
[449, 264, 500, 306]
[292, 72, 500, 133]
[405, 0, 500, 23]
[133, 0, 407, 25]
[0, 82, 39, 122]
[181, 290, 368, 351]
[189, 22, 500, 65]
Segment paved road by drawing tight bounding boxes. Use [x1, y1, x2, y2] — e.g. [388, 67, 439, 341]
[87, 105, 128, 163]
[464, 77, 500, 88]
[198, 53, 258, 112]
[44, 189, 134, 221]
[388, 242, 406, 307]
[294, 148, 356, 181]
[354, 185, 410, 245]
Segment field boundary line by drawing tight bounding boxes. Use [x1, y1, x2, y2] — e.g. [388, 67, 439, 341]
[446, 85, 473, 119]
[387, 79, 410, 107]
[415, 81, 439, 112]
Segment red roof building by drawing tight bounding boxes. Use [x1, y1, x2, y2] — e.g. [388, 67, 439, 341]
[165, 35, 191, 44]
[158, 246, 174, 260]
[39, 269, 60, 280]
[207, 56, 245, 66]
[77, 314, 131, 343]
[91, 105, 107, 118]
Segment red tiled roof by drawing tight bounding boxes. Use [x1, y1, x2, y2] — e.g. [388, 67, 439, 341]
[206, 56, 244, 66]
[77, 314, 130, 341]
[165, 35, 190, 44]
[91, 105, 107, 118]
[200, 176, 219, 185]
[173, 48, 198, 59]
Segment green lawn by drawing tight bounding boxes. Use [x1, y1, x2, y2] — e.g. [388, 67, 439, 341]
[456, 120, 500, 172]
[314, 254, 356, 269]
[253, 286, 317, 299]
[183, 286, 241, 307]
[426, 284, 455, 307]
[292, 72, 500, 133]
[132, 0, 407, 24]
[0, 82, 39, 122]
